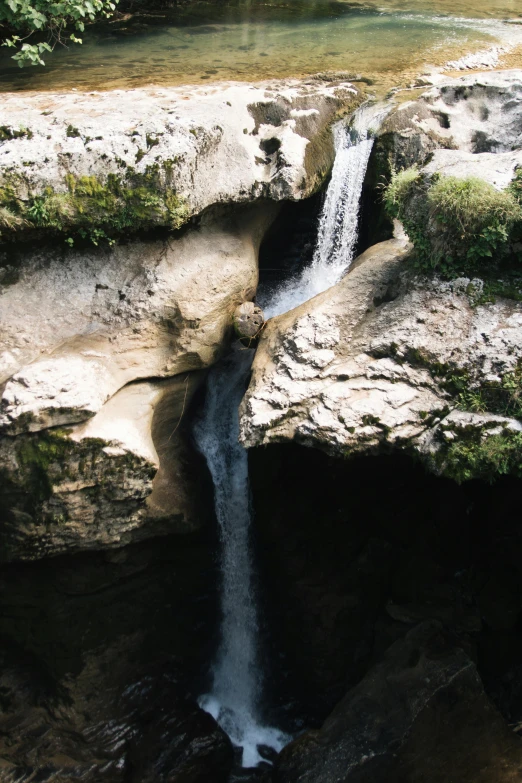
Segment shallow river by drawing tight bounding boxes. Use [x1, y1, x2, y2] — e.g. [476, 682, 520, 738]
[0, 0, 521, 93]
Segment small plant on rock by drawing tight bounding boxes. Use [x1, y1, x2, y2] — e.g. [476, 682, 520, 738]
[384, 168, 522, 277]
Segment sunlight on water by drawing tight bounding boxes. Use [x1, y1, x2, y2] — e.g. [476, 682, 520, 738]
[261, 102, 388, 317]
[0, 0, 520, 92]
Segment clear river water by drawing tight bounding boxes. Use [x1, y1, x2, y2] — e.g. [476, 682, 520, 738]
[0, 0, 521, 93]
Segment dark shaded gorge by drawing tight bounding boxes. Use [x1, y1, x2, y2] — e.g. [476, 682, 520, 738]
[248, 445, 522, 735]
[1, 421, 522, 780]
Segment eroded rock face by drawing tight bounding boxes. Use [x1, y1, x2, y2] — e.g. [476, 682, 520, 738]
[275, 621, 522, 783]
[0, 76, 358, 231]
[0, 373, 210, 561]
[0, 204, 275, 433]
[372, 70, 522, 183]
[0, 201, 282, 560]
[0, 201, 280, 560]
[240, 236, 522, 480]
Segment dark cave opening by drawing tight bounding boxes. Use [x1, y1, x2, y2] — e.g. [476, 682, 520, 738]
[257, 191, 324, 301]
[249, 444, 522, 733]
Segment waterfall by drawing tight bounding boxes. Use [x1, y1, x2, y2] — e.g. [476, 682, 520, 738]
[193, 346, 288, 768]
[262, 101, 389, 319]
[194, 102, 385, 768]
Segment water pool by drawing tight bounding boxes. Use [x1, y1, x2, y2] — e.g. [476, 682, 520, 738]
[0, 0, 520, 93]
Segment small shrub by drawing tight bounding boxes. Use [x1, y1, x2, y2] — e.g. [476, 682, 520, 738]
[428, 175, 521, 265]
[383, 166, 421, 218]
[439, 431, 522, 483]
[383, 169, 522, 277]
[509, 166, 522, 205]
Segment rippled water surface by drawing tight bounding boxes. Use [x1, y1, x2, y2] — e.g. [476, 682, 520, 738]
[0, 0, 520, 92]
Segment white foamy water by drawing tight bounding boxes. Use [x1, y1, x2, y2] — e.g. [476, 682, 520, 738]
[194, 104, 385, 768]
[261, 102, 389, 318]
[193, 347, 288, 768]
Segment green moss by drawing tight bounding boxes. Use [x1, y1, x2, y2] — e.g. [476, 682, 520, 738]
[436, 430, 522, 483]
[13, 429, 144, 519]
[384, 168, 522, 277]
[0, 167, 189, 245]
[16, 430, 73, 504]
[472, 277, 522, 305]
[66, 125, 81, 139]
[146, 133, 160, 149]
[455, 363, 522, 420]
[405, 347, 522, 421]
[0, 126, 33, 141]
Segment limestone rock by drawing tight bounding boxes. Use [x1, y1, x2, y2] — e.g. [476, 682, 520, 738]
[233, 301, 265, 339]
[0, 76, 359, 233]
[0, 203, 275, 434]
[240, 237, 522, 480]
[422, 148, 522, 191]
[275, 621, 522, 783]
[373, 70, 522, 180]
[0, 373, 206, 561]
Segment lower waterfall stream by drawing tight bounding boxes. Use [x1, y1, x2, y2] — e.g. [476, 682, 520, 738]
[193, 102, 386, 768]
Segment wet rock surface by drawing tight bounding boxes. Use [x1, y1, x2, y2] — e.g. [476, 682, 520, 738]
[0, 531, 226, 781]
[275, 621, 522, 783]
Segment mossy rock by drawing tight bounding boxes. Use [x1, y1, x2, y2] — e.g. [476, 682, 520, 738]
[0, 165, 190, 246]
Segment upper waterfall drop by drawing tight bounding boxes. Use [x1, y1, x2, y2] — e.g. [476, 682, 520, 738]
[261, 101, 389, 319]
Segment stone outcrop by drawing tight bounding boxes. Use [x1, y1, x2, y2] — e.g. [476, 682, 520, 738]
[0, 74, 359, 562]
[275, 621, 522, 783]
[372, 70, 522, 182]
[0, 373, 209, 561]
[0, 202, 277, 560]
[0, 76, 359, 238]
[1, 204, 275, 433]
[240, 234, 522, 481]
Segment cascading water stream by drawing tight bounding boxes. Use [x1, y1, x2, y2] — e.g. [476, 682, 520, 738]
[193, 101, 387, 769]
[261, 101, 389, 318]
[193, 348, 288, 768]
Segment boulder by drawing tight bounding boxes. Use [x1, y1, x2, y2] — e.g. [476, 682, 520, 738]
[0, 76, 359, 241]
[233, 302, 266, 340]
[240, 235, 522, 481]
[275, 621, 522, 783]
